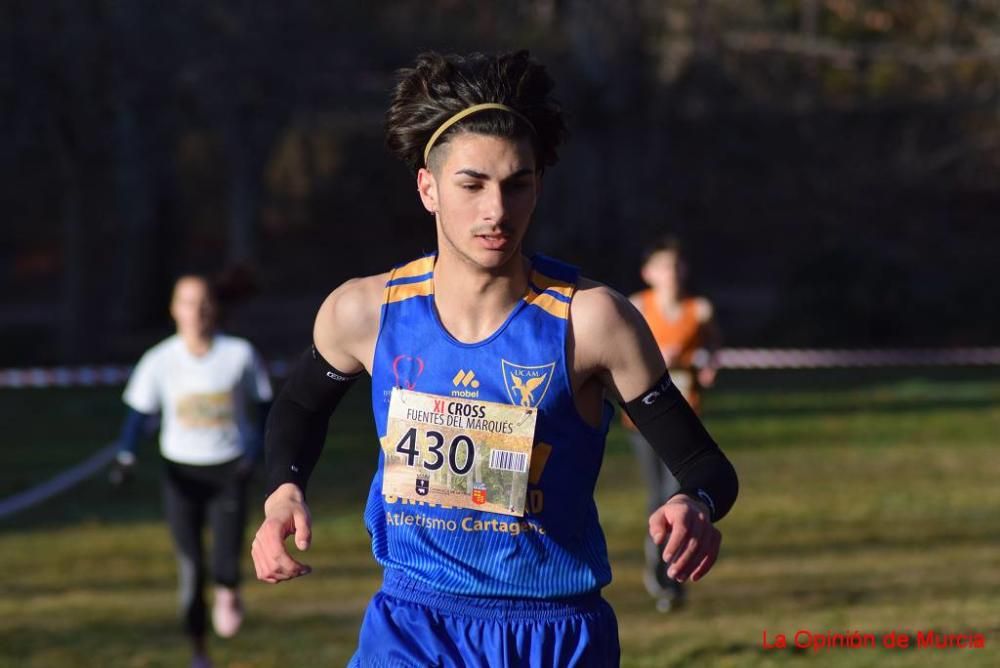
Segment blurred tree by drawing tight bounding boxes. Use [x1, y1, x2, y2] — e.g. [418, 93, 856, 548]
[2, 0, 999, 363]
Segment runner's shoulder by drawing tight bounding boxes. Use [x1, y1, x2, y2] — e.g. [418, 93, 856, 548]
[574, 278, 636, 323]
[572, 278, 647, 346]
[315, 273, 389, 344]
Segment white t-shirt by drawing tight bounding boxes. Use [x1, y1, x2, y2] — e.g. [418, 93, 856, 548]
[123, 334, 274, 465]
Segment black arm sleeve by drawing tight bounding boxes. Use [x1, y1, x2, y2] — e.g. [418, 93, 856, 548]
[622, 372, 738, 522]
[264, 345, 361, 498]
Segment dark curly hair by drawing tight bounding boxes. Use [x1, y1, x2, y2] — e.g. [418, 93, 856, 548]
[385, 50, 567, 173]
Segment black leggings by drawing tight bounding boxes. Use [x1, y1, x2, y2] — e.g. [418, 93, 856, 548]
[162, 458, 248, 638]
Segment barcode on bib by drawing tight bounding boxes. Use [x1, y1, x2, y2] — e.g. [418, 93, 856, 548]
[488, 449, 528, 473]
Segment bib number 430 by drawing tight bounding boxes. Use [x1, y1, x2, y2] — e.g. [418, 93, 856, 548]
[395, 427, 475, 475]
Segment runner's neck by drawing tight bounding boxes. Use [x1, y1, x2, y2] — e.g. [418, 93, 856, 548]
[653, 288, 683, 321]
[179, 331, 214, 357]
[432, 253, 530, 344]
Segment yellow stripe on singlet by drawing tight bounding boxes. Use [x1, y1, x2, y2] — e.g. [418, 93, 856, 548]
[385, 279, 433, 304]
[530, 270, 574, 299]
[525, 269, 573, 319]
[525, 289, 570, 319]
[524, 289, 569, 320]
[393, 256, 436, 280]
[383, 256, 436, 304]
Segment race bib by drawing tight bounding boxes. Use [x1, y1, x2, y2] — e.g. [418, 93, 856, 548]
[176, 391, 234, 428]
[382, 388, 537, 517]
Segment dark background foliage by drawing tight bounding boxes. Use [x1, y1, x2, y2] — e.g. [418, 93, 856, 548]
[3, 0, 997, 364]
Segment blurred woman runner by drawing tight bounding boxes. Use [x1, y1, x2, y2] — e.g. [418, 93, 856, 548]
[252, 51, 737, 667]
[626, 236, 721, 612]
[115, 275, 272, 668]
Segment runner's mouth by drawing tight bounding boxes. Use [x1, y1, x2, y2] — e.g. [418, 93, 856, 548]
[475, 232, 510, 249]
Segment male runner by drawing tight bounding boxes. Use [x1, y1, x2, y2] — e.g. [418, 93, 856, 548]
[252, 51, 737, 666]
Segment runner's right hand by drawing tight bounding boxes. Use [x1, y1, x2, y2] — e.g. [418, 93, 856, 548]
[108, 450, 136, 487]
[251, 483, 313, 583]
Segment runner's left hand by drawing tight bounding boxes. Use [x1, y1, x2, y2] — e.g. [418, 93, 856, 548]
[649, 495, 722, 583]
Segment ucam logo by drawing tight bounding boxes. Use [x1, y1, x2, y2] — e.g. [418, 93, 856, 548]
[451, 369, 480, 398]
[501, 360, 556, 408]
[392, 354, 425, 390]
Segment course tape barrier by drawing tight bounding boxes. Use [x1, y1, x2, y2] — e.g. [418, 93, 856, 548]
[1, 349, 998, 389]
[2, 348, 997, 518]
[0, 441, 119, 519]
[0, 359, 291, 389]
[715, 347, 1000, 369]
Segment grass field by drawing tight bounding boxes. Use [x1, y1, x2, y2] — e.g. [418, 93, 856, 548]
[1, 368, 998, 667]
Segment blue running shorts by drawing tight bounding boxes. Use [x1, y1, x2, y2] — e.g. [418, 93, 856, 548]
[348, 570, 620, 667]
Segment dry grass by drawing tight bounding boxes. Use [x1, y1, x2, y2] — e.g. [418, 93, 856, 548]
[1, 369, 997, 666]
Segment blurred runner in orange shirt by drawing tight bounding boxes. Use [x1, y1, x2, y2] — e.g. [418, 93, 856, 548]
[626, 236, 720, 611]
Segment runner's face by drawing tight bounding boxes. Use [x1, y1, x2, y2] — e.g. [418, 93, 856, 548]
[170, 278, 216, 338]
[642, 250, 682, 296]
[419, 133, 539, 270]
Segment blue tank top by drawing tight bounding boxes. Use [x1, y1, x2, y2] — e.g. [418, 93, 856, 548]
[365, 254, 614, 598]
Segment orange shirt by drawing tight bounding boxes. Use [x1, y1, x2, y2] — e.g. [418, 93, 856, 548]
[624, 291, 704, 427]
[639, 290, 703, 369]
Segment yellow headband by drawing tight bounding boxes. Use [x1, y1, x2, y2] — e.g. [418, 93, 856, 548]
[422, 103, 536, 165]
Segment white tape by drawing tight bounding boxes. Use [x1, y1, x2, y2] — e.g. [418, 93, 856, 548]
[1, 349, 998, 389]
[1, 346, 997, 518]
[0, 442, 119, 519]
[715, 347, 1000, 369]
[0, 366, 132, 388]
[0, 360, 290, 389]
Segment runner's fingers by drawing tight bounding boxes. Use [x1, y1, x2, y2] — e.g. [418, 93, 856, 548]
[660, 520, 690, 567]
[667, 523, 707, 582]
[251, 533, 308, 582]
[292, 508, 313, 551]
[251, 537, 276, 581]
[648, 511, 668, 545]
[251, 539, 263, 579]
[687, 530, 720, 582]
[268, 538, 312, 579]
[689, 530, 721, 582]
[266, 549, 296, 580]
[278, 554, 311, 579]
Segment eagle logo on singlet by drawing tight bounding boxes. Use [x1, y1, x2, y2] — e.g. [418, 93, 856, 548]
[501, 360, 556, 408]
